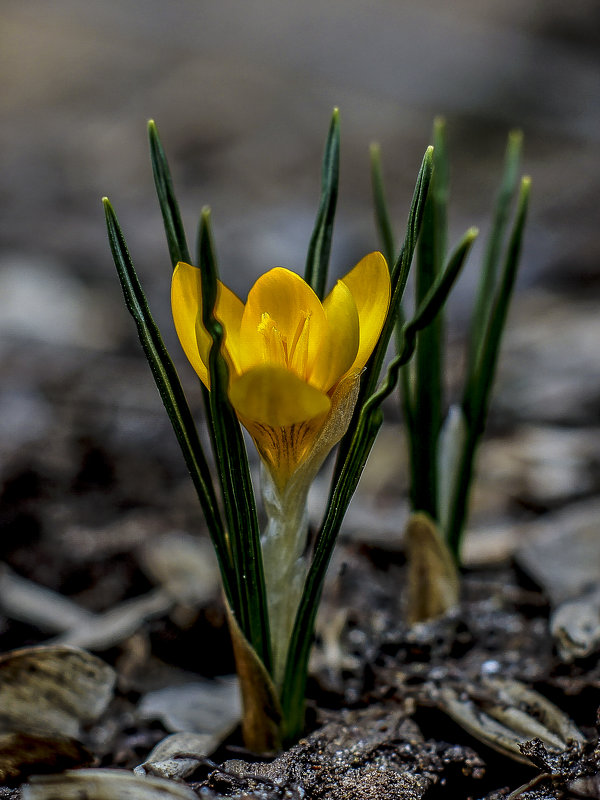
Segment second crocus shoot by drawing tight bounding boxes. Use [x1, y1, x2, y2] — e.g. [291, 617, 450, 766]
[371, 119, 530, 623]
[104, 110, 473, 749]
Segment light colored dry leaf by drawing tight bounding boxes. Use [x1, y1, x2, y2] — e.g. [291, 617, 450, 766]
[225, 600, 282, 754]
[52, 589, 173, 650]
[0, 645, 115, 739]
[139, 532, 220, 606]
[405, 512, 460, 624]
[137, 678, 240, 736]
[437, 677, 584, 765]
[516, 497, 600, 605]
[22, 768, 198, 800]
[550, 584, 600, 662]
[311, 607, 361, 686]
[516, 500, 600, 659]
[134, 731, 215, 780]
[0, 565, 93, 633]
[0, 565, 175, 652]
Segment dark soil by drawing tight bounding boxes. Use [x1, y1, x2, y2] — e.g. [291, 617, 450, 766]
[0, 386, 598, 799]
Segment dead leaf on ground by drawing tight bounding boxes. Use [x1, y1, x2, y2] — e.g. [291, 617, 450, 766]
[134, 731, 216, 781]
[22, 768, 198, 800]
[137, 678, 240, 737]
[0, 565, 93, 634]
[0, 645, 115, 781]
[550, 584, 600, 663]
[0, 644, 115, 738]
[52, 590, 174, 650]
[436, 676, 585, 764]
[139, 531, 220, 606]
[0, 733, 92, 783]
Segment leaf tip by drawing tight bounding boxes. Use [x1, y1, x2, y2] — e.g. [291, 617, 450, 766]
[508, 128, 523, 145]
[433, 116, 446, 133]
[519, 176, 532, 205]
[102, 197, 115, 220]
[147, 120, 160, 146]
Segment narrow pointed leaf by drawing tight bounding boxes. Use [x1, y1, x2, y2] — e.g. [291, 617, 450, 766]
[465, 177, 530, 427]
[304, 108, 340, 299]
[365, 145, 434, 402]
[148, 120, 191, 267]
[148, 122, 221, 515]
[411, 118, 449, 516]
[332, 146, 434, 483]
[102, 198, 233, 602]
[465, 130, 522, 382]
[447, 177, 531, 558]
[198, 209, 272, 674]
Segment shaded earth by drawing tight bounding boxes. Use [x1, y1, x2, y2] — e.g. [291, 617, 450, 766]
[0, 310, 600, 797]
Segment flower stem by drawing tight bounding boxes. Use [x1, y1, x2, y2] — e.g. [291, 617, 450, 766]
[260, 465, 310, 689]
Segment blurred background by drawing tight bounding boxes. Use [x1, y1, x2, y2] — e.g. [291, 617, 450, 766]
[1, 0, 600, 567]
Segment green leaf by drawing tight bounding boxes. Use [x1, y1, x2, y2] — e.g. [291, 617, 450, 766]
[465, 130, 522, 383]
[102, 198, 234, 603]
[468, 178, 531, 429]
[197, 209, 272, 675]
[333, 146, 434, 483]
[403, 227, 477, 339]
[279, 223, 476, 744]
[148, 120, 191, 268]
[447, 176, 531, 558]
[436, 405, 468, 536]
[148, 121, 225, 527]
[369, 142, 396, 267]
[147, 122, 271, 671]
[366, 145, 435, 401]
[304, 108, 340, 299]
[411, 118, 449, 517]
[417, 118, 449, 295]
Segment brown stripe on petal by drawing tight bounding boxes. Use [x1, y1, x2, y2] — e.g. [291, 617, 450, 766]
[240, 415, 328, 491]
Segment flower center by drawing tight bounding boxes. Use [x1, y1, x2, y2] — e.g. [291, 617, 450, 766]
[258, 311, 311, 380]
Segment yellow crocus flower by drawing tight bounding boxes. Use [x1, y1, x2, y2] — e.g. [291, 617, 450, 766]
[171, 252, 390, 489]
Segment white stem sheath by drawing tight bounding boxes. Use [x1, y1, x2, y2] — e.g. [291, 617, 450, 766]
[258, 373, 362, 689]
[260, 464, 310, 689]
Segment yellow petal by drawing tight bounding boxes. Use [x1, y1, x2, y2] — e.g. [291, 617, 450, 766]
[339, 251, 391, 374]
[229, 364, 330, 427]
[231, 366, 331, 489]
[238, 268, 329, 382]
[310, 280, 360, 392]
[171, 261, 245, 385]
